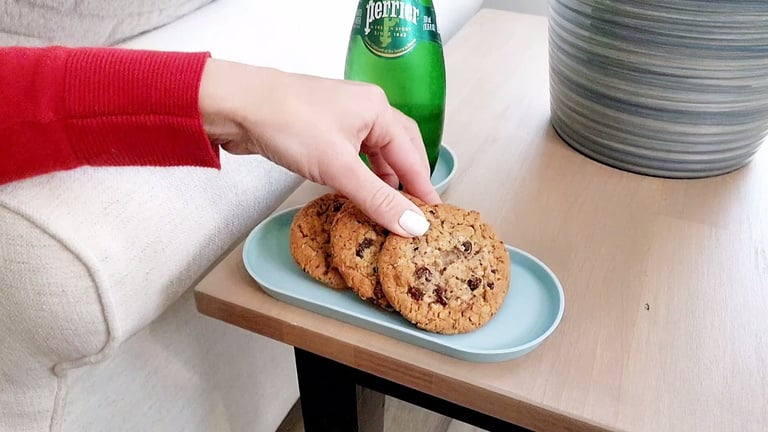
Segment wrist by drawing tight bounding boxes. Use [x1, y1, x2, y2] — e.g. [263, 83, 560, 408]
[199, 58, 248, 145]
[199, 58, 285, 149]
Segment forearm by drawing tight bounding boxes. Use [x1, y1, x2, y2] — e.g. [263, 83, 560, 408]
[0, 47, 219, 185]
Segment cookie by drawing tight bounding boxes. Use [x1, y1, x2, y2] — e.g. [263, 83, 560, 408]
[330, 193, 426, 309]
[289, 193, 349, 289]
[378, 204, 510, 334]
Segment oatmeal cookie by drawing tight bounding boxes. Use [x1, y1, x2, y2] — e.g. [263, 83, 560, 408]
[378, 204, 510, 334]
[289, 193, 349, 289]
[330, 193, 425, 309]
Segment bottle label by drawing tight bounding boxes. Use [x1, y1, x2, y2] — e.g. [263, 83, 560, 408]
[351, 0, 442, 58]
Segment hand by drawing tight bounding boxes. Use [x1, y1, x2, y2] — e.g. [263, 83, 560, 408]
[199, 58, 441, 237]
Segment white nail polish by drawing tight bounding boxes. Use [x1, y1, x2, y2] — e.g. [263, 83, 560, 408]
[399, 210, 430, 236]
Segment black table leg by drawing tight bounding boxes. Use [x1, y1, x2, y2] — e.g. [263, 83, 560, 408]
[294, 348, 362, 432]
[294, 348, 531, 432]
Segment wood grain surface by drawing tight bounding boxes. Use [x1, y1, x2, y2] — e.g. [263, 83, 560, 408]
[196, 9, 768, 432]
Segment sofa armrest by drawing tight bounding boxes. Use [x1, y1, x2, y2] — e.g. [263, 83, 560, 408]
[0, 154, 301, 431]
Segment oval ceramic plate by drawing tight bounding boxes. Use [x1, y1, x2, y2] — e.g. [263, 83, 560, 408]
[242, 207, 565, 363]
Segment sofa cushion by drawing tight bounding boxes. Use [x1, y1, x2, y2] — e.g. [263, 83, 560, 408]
[0, 0, 214, 46]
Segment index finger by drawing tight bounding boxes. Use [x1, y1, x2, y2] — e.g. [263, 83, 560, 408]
[367, 108, 441, 205]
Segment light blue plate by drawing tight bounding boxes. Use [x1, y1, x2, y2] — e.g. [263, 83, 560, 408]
[242, 207, 565, 363]
[432, 143, 456, 195]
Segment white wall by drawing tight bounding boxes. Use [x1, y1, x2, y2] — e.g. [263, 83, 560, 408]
[483, 0, 548, 15]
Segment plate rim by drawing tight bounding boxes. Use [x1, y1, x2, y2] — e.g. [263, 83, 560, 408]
[434, 142, 458, 192]
[242, 205, 565, 359]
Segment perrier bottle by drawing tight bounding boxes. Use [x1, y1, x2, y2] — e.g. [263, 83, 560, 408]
[345, 0, 446, 174]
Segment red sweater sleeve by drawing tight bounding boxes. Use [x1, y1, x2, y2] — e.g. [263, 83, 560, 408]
[0, 47, 220, 185]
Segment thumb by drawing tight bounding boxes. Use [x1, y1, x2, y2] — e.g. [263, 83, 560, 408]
[328, 156, 430, 238]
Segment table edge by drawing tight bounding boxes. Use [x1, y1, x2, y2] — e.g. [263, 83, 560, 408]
[195, 288, 612, 432]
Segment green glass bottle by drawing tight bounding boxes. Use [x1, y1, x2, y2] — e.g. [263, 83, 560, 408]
[344, 0, 446, 175]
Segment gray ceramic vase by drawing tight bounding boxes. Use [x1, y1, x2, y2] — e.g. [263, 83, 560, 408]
[548, 0, 768, 178]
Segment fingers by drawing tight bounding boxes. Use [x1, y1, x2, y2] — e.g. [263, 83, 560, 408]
[366, 108, 441, 205]
[219, 140, 251, 155]
[392, 109, 441, 205]
[327, 155, 430, 238]
[392, 109, 430, 174]
[365, 150, 399, 189]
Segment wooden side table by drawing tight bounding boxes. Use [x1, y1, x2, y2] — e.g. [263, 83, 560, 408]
[196, 9, 768, 432]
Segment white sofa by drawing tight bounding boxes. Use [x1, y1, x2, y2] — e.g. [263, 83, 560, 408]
[0, 1, 482, 431]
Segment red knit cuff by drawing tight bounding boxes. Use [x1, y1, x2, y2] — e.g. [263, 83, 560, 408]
[63, 48, 220, 169]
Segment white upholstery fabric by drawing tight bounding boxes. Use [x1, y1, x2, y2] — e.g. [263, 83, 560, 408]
[58, 290, 299, 432]
[0, 208, 108, 432]
[0, 152, 302, 432]
[0, 0, 482, 431]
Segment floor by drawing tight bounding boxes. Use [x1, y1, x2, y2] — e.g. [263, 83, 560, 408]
[277, 396, 488, 432]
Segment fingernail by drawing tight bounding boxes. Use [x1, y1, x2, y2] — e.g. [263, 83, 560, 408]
[399, 210, 430, 236]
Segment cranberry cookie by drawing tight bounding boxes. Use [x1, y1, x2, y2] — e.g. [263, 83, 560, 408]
[289, 193, 349, 289]
[378, 204, 510, 334]
[330, 194, 425, 309]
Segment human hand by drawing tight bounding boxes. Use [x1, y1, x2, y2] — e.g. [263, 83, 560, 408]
[199, 58, 441, 237]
